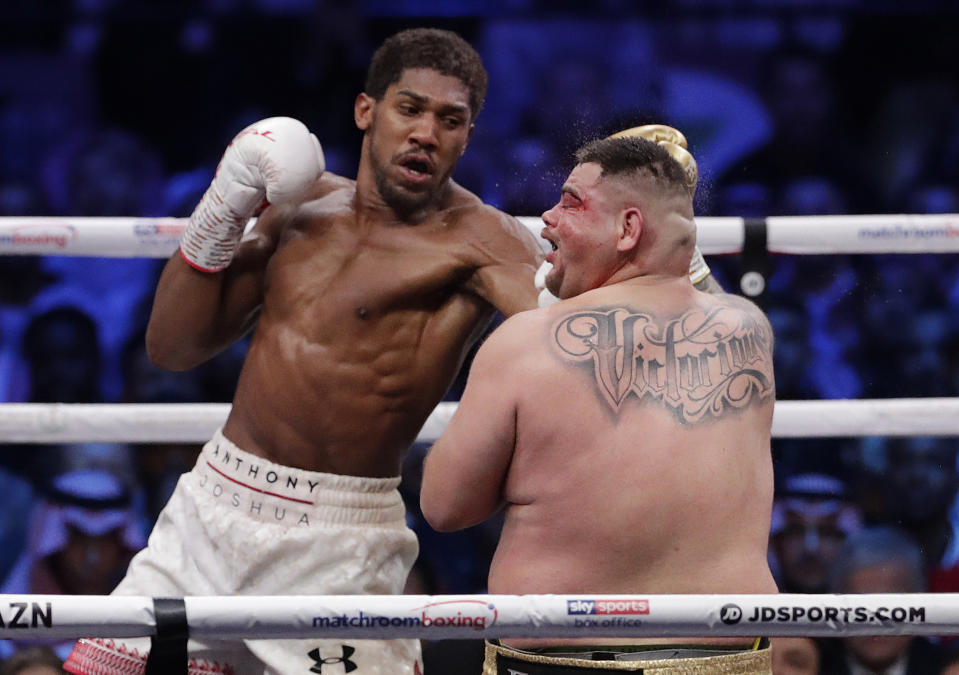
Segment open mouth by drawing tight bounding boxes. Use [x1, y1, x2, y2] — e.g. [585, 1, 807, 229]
[397, 155, 434, 183]
[404, 159, 430, 175]
[541, 229, 558, 252]
[543, 237, 558, 264]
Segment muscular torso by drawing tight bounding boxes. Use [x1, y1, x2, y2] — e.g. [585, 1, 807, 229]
[490, 279, 778, 643]
[225, 178, 529, 475]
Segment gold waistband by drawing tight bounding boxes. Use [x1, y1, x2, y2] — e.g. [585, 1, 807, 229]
[483, 639, 772, 674]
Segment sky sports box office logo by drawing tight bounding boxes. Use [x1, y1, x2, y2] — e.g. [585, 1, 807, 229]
[567, 599, 650, 615]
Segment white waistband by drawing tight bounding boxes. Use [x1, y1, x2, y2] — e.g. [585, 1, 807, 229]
[194, 429, 408, 526]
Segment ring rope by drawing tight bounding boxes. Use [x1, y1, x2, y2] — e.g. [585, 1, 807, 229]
[0, 593, 954, 640]
[1, 215, 959, 258]
[0, 398, 957, 444]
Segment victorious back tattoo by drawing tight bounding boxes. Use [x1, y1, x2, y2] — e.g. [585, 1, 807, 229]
[553, 303, 774, 424]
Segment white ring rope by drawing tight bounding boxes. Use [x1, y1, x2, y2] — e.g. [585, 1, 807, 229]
[0, 398, 958, 444]
[0, 593, 955, 640]
[2, 215, 959, 257]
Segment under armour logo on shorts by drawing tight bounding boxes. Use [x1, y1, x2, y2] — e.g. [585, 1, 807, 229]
[308, 645, 357, 673]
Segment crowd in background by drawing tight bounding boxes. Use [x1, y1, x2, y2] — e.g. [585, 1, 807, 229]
[2, 2, 959, 673]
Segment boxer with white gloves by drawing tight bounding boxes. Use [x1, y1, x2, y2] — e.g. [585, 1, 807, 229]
[536, 123, 720, 307]
[66, 28, 542, 675]
[179, 116, 325, 273]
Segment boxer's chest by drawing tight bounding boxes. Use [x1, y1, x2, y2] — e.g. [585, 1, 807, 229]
[266, 214, 474, 323]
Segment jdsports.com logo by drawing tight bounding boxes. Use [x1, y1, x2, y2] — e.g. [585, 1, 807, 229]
[720, 604, 743, 625]
[718, 603, 926, 625]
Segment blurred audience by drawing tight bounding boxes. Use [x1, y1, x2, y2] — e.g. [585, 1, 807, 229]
[38, 126, 164, 401]
[770, 637, 820, 675]
[769, 471, 863, 594]
[862, 437, 959, 594]
[22, 306, 103, 404]
[765, 303, 818, 400]
[0, 461, 146, 661]
[942, 649, 959, 675]
[119, 329, 204, 524]
[718, 45, 867, 211]
[0, 646, 65, 675]
[0, 468, 34, 586]
[819, 525, 948, 675]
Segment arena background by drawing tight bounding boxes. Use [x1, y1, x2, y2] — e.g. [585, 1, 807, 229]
[1, 1, 959, 670]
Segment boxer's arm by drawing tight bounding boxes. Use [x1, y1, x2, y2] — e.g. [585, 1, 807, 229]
[465, 211, 543, 317]
[146, 207, 286, 371]
[421, 323, 520, 532]
[147, 117, 323, 371]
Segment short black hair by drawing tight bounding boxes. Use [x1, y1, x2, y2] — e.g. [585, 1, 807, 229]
[575, 136, 688, 195]
[365, 28, 488, 121]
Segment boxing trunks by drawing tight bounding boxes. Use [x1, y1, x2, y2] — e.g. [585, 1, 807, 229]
[484, 638, 771, 674]
[64, 429, 421, 675]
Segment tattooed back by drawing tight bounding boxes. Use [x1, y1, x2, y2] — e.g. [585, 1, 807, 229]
[488, 276, 778, 619]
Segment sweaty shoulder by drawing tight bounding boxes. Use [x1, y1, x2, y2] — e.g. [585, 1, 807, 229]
[445, 184, 543, 265]
[474, 308, 545, 370]
[308, 171, 356, 200]
[709, 291, 774, 342]
[251, 172, 354, 239]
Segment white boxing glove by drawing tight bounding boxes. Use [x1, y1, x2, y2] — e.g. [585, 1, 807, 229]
[688, 245, 711, 285]
[535, 259, 560, 307]
[179, 116, 325, 272]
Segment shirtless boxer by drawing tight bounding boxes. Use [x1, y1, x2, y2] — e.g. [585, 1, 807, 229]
[421, 130, 778, 674]
[65, 28, 542, 675]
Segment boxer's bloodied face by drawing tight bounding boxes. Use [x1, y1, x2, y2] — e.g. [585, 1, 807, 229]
[356, 67, 474, 217]
[540, 162, 623, 299]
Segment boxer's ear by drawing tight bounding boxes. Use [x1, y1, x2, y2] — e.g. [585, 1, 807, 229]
[618, 208, 642, 252]
[355, 93, 374, 131]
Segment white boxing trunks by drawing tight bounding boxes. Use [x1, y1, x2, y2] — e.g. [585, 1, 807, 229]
[64, 429, 421, 675]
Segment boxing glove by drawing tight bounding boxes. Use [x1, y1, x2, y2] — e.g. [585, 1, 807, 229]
[608, 124, 698, 197]
[179, 117, 325, 272]
[608, 124, 709, 284]
[535, 259, 559, 307]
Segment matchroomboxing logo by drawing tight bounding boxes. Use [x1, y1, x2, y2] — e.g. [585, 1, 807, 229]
[415, 599, 498, 630]
[311, 600, 497, 632]
[858, 223, 959, 240]
[0, 224, 77, 249]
